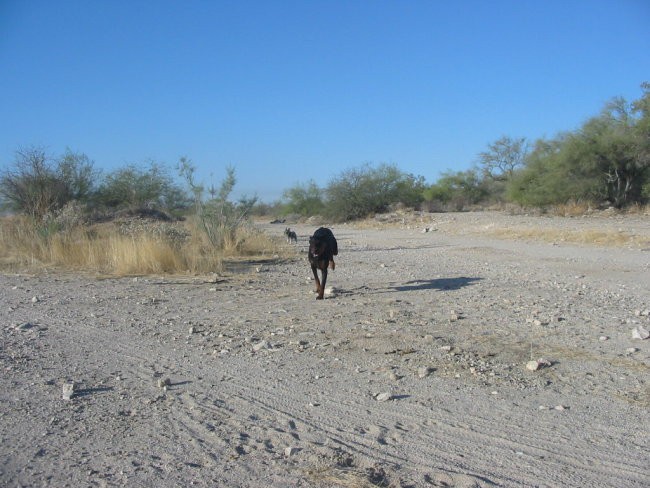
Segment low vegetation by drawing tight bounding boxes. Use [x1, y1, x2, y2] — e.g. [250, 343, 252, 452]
[279, 83, 650, 218]
[1, 84, 648, 273]
[0, 157, 286, 274]
[0, 212, 284, 275]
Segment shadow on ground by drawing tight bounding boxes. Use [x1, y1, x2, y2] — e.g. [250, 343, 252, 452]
[384, 276, 482, 292]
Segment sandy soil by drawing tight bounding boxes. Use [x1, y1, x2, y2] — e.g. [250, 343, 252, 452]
[1, 211, 649, 487]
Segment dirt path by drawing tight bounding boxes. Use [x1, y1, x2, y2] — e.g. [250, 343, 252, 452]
[1, 212, 649, 487]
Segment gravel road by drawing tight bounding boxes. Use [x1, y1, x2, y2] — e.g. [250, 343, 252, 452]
[1, 211, 649, 487]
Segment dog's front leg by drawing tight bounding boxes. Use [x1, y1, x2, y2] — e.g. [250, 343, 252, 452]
[311, 264, 322, 297]
[317, 267, 328, 299]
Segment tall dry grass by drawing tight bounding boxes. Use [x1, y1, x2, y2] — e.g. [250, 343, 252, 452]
[0, 215, 287, 275]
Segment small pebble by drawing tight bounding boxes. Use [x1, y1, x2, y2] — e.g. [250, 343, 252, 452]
[284, 447, 299, 457]
[375, 392, 392, 402]
[62, 383, 75, 400]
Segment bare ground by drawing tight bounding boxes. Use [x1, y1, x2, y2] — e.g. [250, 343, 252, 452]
[1, 211, 649, 487]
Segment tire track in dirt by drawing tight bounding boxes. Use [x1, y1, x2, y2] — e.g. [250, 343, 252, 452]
[2, 213, 649, 487]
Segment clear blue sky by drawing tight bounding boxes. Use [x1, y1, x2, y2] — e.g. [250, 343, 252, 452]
[1, 0, 649, 202]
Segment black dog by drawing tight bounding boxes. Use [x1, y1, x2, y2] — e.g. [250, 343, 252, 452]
[308, 227, 338, 299]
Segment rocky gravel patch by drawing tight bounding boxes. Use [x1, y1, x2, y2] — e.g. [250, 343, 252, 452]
[1, 211, 649, 487]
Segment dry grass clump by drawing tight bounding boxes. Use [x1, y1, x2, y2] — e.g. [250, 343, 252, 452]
[486, 226, 643, 247]
[0, 215, 287, 275]
[549, 201, 593, 217]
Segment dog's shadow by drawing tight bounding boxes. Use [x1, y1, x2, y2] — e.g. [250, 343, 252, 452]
[382, 276, 482, 293]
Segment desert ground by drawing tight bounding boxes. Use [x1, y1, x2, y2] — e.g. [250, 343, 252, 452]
[1, 211, 649, 487]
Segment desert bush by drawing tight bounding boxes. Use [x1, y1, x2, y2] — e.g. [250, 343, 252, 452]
[324, 163, 425, 221]
[423, 169, 488, 211]
[281, 180, 325, 217]
[0, 147, 97, 219]
[95, 162, 190, 213]
[507, 83, 650, 209]
[178, 159, 257, 250]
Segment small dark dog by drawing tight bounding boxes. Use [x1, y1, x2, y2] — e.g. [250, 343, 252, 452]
[284, 227, 298, 243]
[308, 227, 338, 299]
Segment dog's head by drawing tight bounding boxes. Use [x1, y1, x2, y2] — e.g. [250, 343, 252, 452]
[284, 228, 290, 236]
[309, 235, 328, 258]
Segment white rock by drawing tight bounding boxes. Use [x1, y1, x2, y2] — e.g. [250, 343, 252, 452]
[284, 447, 299, 457]
[387, 371, 400, 381]
[417, 366, 433, 378]
[526, 358, 552, 371]
[632, 326, 649, 340]
[375, 392, 392, 402]
[157, 378, 171, 388]
[31, 296, 39, 303]
[599, 336, 609, 341]
[625, 347, 639, 354]
[62, 382, 75, 400]
[252, 340, 270, 352]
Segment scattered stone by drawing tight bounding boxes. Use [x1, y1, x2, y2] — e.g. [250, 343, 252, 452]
[375, 392, 392, 402]
[324, 287, 336, 297]
[449, 311, 461, 322]
[599, 336, 609, 341]
[157, 378, 171, 388]
[417, 366, 433, 378]
[625, 347, 639, 354]
[526, 358, 552, 371]
[554, 405, 568, 411]
[188, 326, 196, 335]
[439, 345, 453, 352]
[387, 371, 401, 381]
[62, 382, 75, 400]
[252, 340, 271, 352]
[632, 326, 649, 340]
[31, 296, 39, 303]
[284, 447, 300, 457]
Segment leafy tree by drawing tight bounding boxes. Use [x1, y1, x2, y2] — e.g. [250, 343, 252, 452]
[506, 135, 599, 206]
[423, 169, 487, 210]
[478, 136, 529, 181]
[507, 83, 650, 208]
[96, 162, 188, 211]
[581, 97, 648, 207]
[0, 146, 97, 218]
[57, 149, 98, 203]
[324, 163, 425, 221]
[282, 180, 325, 216]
